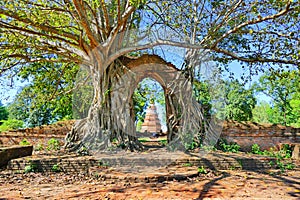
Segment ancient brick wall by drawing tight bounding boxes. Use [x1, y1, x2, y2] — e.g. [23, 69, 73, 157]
[0, 121, 75, 147]
[0, 120, 299, 152]
[221, 121, 300, 151]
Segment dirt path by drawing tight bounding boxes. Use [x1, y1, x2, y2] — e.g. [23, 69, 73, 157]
[1, 167, 299, 200]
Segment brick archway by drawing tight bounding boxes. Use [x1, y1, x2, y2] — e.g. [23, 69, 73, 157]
[111, 54, 194, 142]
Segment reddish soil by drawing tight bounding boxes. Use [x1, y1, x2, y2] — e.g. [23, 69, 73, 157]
[0, 167, 299, 200]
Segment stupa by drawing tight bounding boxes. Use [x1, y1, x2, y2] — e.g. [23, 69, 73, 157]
[141, 103, 162, 133]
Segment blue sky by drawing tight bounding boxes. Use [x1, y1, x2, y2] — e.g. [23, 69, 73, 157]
[0, 78, 28, 106]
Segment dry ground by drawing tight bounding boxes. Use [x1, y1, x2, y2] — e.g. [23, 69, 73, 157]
[0, 166, 299, 200]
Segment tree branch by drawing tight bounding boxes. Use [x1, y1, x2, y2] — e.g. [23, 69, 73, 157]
[211, 1, 293, 48]
[212, 46, 299, 66]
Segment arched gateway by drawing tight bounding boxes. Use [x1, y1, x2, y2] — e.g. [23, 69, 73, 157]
[111, 54, 204, 145]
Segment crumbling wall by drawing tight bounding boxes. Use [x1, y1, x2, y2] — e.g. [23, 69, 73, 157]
[221, 121, 300, 151]
[0, 121, 75, 147]
[1, 120, 299, 152]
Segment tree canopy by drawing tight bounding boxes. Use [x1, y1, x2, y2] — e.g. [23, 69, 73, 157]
[1, 0, 299, 77]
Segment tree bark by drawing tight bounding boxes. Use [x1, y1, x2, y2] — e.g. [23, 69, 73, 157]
[65, 58, 143, 153]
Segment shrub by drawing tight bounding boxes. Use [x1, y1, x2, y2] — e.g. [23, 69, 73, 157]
[198, 166, 208, 174]
[0, 119, 24, 132]
[19, 138, 31, 146]
[185, 141, 199, 150]
[279, 144, 293, 159]
[35, 143, 44, 151]
[251, 144, 263, 155]
[217, 138, 240, 153]
[24, 163, 38, 173]
[159, 139, 167, 146]
[51, 164, 61, 172]
[251, 143, 295, 173]
[47, 138, 60, 151]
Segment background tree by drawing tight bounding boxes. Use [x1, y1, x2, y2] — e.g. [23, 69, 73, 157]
[254, 70, 300, 126]
[0, 101, 8, 121]
[8, 62, 78, 127]
[0, 0, 299, 152]
[290, 92, 300, 127]
[252, 101, 273, 124]
[218, 80, 256, 121]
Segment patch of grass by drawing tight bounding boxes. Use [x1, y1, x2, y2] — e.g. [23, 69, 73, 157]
[198, 166, 208, 174]
[47, 138, 60, 151]
[51, 164, 61, 172]
[24, 163, 38, 173]
[182, 162, 193, 167]
[138, 137, 150, 143]
[35, 143, 44, 151]
[217, 139, 240, 153]
[98, 160, 110, 167]
[19, 139, 31, 146]
[159, 139, 167, 146]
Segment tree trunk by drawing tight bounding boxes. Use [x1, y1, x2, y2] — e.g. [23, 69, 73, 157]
[64, 59, 143, 153]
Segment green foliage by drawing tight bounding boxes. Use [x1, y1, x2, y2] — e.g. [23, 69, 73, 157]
[0, 119, 24, 132]
[198, 166, 208, 174]
[251, 143, 295, 172]
[0, 101, 8, 121]
[159, 139, 167, 146]
[275, 160, 295, 173]
[138, 138, 150, 143]
[185, 140, 200, 150]
[182, 162, 193, 167]
[19, 138, 31, 146]
[47, 138, 60, 151]
[72, 68, 94, 119]
[285, 162, 295, 170]
[35, 143, 44, 151]
[77, 146, 89, 156]
[51, 164, 61, 172]
[24, 163, 38, 173]
[132, 84, 148, 123]
[8, 62, 77, 127]
[251, 144, 263, 155]
[252, 101, 273, 124]
[218, 80, 256, 121]
[193, 80, 212, 119]
[217, 138, 240, 153]
[279, 144, 293, 159]
[254, 70, 300, 126]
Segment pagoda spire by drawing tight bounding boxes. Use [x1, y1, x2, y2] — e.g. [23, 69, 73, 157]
[141, 103, 162, 133]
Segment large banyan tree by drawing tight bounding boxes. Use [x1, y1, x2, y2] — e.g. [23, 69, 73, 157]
[0, 0, 299, 153]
